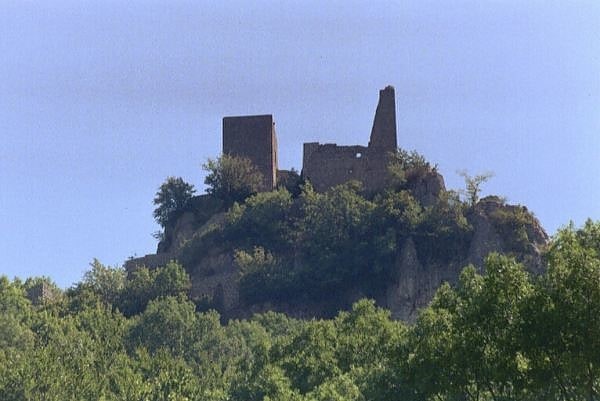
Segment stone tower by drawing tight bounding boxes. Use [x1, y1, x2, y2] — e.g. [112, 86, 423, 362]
[368, 85, 397, 151]
[222, 114, 278, 191]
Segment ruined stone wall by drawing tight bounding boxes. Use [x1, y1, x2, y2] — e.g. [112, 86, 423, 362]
[223, 114, 278, 190]
[124, 253, 173, 274]
[302, 144, 370, 192]
[302, 86, 397, 193]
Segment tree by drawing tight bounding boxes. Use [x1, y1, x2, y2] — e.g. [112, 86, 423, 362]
[0, 276, 34, 351]
[153, 176, 196, 229]
[298, 182, 393, 292]
[275, 319, 341, 394]
[127, 295, 198, 356]
[204, 155, 264, 205]
[226, 188, 295, 250]
[80, 258, 125, 305]
[458, 170, 494, 206]
[526, 220, 600, 400]
[118, 261, 191, 316]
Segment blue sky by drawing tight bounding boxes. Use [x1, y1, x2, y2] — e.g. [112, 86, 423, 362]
[1, 1, 599, 287]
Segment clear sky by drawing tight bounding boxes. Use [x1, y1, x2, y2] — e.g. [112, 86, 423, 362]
[1, 1, 599, 288]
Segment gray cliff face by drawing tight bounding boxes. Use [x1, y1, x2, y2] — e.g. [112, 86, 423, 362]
[385, 238, 423, 320]
[406, 171, 446, 208]
[467, 210, 503, 268]
[126, 193, 548, 322]
[384, 198, 547, 321]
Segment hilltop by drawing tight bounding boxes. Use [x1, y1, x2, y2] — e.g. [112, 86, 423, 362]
[126, 87, 548, 321]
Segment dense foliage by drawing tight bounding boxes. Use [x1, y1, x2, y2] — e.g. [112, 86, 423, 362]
[2, 221, 600, 400]
[170, 149, 477, 304]
[153, 177, 197, 230]
[204, 155, 265, 206]
[223, 181, 471, 303]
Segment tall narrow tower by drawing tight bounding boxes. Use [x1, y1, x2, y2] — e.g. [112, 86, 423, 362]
[368, 85, 397, 152]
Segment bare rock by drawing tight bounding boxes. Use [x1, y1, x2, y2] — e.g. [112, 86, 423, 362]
[407, 171, 446, 207]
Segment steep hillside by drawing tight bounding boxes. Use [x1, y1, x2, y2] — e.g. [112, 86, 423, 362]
[126, 153, 547, 321]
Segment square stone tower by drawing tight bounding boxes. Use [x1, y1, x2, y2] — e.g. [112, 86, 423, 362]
[222, 114, 278, 190]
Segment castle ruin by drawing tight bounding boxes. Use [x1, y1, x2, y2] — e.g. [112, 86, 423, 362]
[125, 84, 550, 322]
[223, 114, 279, 191]
[223, 86, 397, 192]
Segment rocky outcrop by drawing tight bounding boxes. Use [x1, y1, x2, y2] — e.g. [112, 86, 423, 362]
[406, 171, 445, 207]
[386, 238, 422, 320]
[467, 204, 504, 268]
[159, 212, 196, 254]
[124, 253, 174, 274]
[470, 196, 548, 272]
[383, 196, 549, 321]
[126, 192, 548, 323]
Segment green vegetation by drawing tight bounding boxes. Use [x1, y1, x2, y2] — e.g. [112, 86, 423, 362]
[1, 221, 600, 400]
[204, 155, 265, 206]
[387, 148, 435, 189]
[22, 149, 565, 399]
[153, 176, 196, 236]
[223, 181, 472, 303]
[166, 149, 542, 305]
[490, 205, 538, 254]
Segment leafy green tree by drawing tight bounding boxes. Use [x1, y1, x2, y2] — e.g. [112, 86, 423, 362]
[375, 189, 422, 236]
[0, 276, 32, 318]
[226, 320, 274, 401]
[414, 190, 472, 263]
[275, 319, 341, 394]
[235, 247, 294, 304]
[298, 182, 394, 293]
[204, 155, 265, 205]
[188, 310, 236, 397]
[118, 261, 191, 316]
[304, 374, 363, 401]
[334, 300, 409, 401]
[0, 277, 35, 357]
[233, 364, 301, 401]
[524, 220, 600, 400]
[23, 312, 108, 400]
[334, 300, 405, 372]
[79, 258, 125, 305]
[153, 176, 196, 229]
[409, 254, 534, 401]
[128, 295, 198, 356]
[226, 188, 295, 250]
[133, 348, 204, 401]
[454, 255, 533, 400]
[403, 283, 458, 400]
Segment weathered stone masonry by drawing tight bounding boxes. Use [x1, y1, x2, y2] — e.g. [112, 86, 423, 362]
[222, 114, 278, 191]
[302, 85, 397, 192]
[223, 86, 397, 193]
[129, 86, 399, 270]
